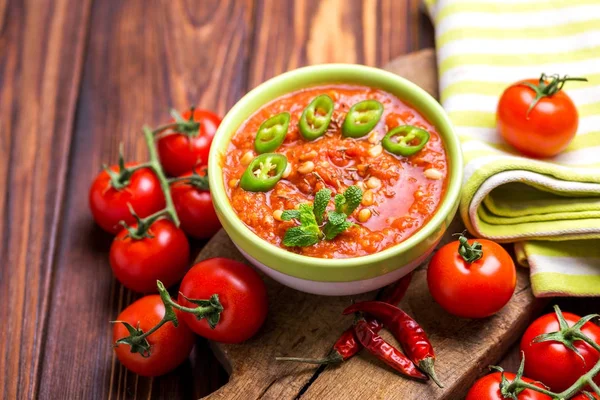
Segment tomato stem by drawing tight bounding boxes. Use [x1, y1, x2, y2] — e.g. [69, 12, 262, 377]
[152, 107, 200, 138]
[167, 166, 210, 191]
[142, 126, 180, 226]
[521, 73, 588, 117]
[456, 233, 483, 263]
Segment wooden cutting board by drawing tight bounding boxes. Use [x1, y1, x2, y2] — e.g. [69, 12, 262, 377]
[196, 49, 543, 400]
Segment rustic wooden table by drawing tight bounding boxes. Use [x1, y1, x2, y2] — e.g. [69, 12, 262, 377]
[1, 1, 596, 399]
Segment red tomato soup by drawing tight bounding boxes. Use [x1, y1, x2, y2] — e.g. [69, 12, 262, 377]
[222, 85, 448, 259]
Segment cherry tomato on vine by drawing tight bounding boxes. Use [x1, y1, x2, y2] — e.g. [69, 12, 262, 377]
[89, 162, 165, 234]
[110, 219, 190, 293]
[520, 310, 600, 392]
[113, 295, 195, 377]
[466, 372, 551, 400]
[178, 258, 268, 343]
[497, 74, 586, 158]
[157, 108, 221, 176]
[170, 169, 221, 239]
[573, 394, 600, 400]
[427, 234, 516, 319]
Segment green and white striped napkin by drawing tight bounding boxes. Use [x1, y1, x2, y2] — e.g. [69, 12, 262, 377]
[425, 0, 600, 297]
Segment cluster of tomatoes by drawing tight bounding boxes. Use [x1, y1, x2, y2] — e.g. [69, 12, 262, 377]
[467, 308, 600, 399]
[89, 108, 268, 377]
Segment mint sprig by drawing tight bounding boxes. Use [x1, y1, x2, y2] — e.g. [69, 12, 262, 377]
[281, 186, 363, 247]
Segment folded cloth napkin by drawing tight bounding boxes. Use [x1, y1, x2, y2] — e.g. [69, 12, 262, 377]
[424, 0, 600, 297]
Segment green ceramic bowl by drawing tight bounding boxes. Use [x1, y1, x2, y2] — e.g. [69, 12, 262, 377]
[208, 64, 462, 295]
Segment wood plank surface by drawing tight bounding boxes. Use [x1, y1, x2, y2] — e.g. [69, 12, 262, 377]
[0, 0, 92, 398]
[35, 1, 255, 399]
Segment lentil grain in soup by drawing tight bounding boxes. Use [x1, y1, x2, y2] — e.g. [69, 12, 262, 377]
[222, 85, 448, 259]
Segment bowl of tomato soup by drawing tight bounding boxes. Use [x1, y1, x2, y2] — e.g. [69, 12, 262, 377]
[208, 65, 461, 295]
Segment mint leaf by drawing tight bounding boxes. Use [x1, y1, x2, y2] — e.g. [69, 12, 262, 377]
[327, 210, 347, 226]
[298, 204, 318, 226]
[313, 189, 331, 225]
[334, 194, 346, 213]
[323, 220, 354, 240]
[342, 185, 362, 216]
[282, 226, 320, 247]
[281, 210, 301, 221]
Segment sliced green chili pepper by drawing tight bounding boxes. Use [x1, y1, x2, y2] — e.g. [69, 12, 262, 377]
[382, 125, 430, 157]
[254, 112, 290, 153]
[240, 153, 288, 192]
[342, 100, 384, 138]
[299, 95, 334, 141]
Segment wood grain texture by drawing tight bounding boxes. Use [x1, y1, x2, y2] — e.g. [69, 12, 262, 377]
[0, 0, 92, 399]
[35, 1, 254, 399]
[199, 50, 544, 400]
[248, 0, 433, 89]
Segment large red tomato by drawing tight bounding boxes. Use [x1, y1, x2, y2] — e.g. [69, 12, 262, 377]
[177, 258, 268, 343]
[520, 311, 600, 392]
[466, 372, 551, 400]
[157, 108, 221, 176]
[113, 295, 195, 377]
[89, 163, 165, 234]
[497, 74, 584, 158]
[110, 219, 190, 293]
[170, 169, 221, 239]
[427, 235, 516, 318]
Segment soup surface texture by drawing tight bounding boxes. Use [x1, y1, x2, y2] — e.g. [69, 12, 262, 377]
[222, 85, 448, 258]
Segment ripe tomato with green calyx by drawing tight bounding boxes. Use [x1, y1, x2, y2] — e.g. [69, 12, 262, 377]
[112, 295, 195, 377]
[178, 258, 268, 343]
[520, 306, 600, 393]
[497, 73, 587, 158]
[466, 371, 551, 400]
[110, 217, 190, 293]
[89, 159, 165, 234]
[157, 108, 221, 177]
[427, 233, 516, 319]
[170, 167, 221, 239]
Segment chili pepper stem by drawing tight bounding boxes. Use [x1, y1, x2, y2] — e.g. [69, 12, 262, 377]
[276, 351, 344, 365]
[419, 358, 444, 388]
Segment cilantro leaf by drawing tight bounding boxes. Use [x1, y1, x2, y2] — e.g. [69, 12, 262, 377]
[281, 210, 300, 221]
[342, 185, 362, 216]
[327, 210, 347, 226]
[282, 226, 320, 247]
[323, 220, 354, 240]
[313, 188, 331, 225]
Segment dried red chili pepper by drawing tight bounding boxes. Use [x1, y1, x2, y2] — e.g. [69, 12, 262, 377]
[354, 318, 428, 381]
[276, 273, 413, 365]
[344, 301, 443, 387]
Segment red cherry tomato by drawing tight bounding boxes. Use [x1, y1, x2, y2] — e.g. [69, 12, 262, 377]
[178, 258, 268, 343]
[110, 219, 190, 293]
[113, 295, 195, 377]
[427, 236, 516, 318]
[89, 163, 165, 234]
[497, 74, 583, 158]
[520, 311, 600, 392]
[466, 372, 551, 400]
[171, 169, 221, 239]
[573, 394, 600, 400]
[157, 108, 221, 176]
